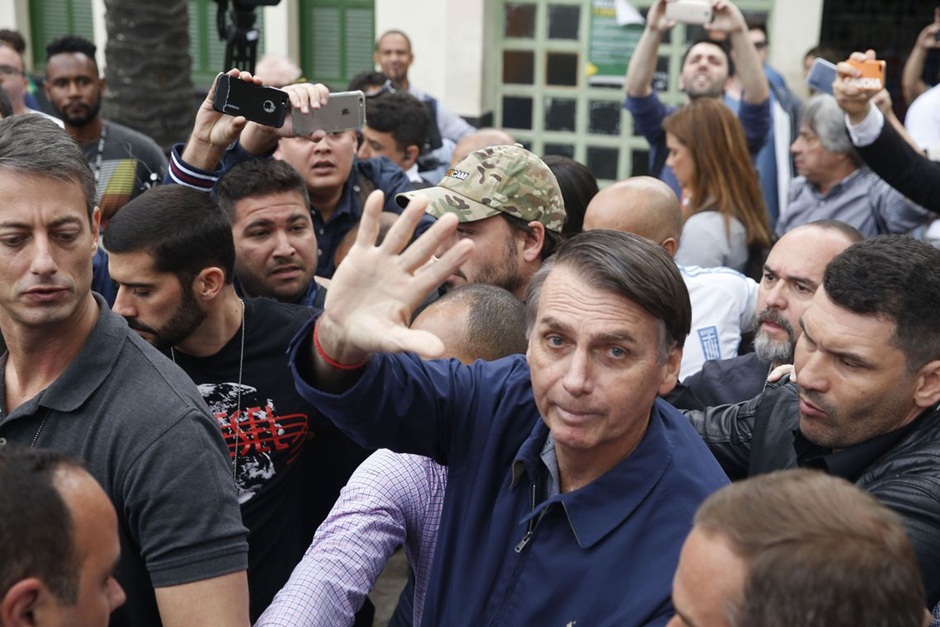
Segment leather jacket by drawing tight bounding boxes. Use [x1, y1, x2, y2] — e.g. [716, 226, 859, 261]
[684, 377, 940, 606]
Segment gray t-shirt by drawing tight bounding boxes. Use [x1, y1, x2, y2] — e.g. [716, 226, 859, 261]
[0, 294, 247, 627]
[84, 120, 167, 219]
[675, 211, 749, 273]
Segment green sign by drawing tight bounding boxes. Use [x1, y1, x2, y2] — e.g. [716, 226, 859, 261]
[587, 0, 644, 86]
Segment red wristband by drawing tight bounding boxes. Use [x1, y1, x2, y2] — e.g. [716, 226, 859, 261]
[313, 318, 369, 371]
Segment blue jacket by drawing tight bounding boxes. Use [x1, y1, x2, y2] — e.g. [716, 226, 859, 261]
[290, 322, 729, 626]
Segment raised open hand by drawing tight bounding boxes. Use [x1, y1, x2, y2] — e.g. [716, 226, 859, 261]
[316, 191, 474, 366]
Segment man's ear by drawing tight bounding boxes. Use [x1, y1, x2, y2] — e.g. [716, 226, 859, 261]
[193, 267, 226, 301]
[913, 359, 940, 408]
[2, 578, 46, 627]
[91, 207, 101, 251]
[401, 144, 420, 170]
[521, 221, 546, 263]
[99, 76, 107, 94]
[657, 344, 683, 396]
[661, 236, 679, 258]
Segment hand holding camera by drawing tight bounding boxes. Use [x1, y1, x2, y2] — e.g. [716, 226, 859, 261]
[211, 73, 365, 138]
[664, 0, 713, 26]
[833, 50, 885, 124]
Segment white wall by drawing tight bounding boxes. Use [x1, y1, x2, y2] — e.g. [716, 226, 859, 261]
[375, 0, 487, 118]
[92, 0, 107, 71]
[769, 0, 825, 98]
[2, 0, 31, 68]
[263, 0, 296, 59]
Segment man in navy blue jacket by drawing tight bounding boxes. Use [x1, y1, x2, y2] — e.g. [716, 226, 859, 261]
[288, 191, 729, 625]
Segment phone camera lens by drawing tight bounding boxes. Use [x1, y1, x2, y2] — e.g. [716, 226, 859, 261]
[263, 100, 275, 113]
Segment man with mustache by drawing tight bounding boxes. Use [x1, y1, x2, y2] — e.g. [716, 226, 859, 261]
[43, 36, 166, 222]
[681, 220, 862, 406]
[684, 235, 940, 609]
[104, 185, 372, 623]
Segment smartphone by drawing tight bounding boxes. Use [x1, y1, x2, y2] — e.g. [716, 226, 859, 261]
[291, 91, 366, 136]
[665, 0, 714, 25]
[845, 58, 886, 91]
[212, 74, 289, 128]
[806, 58, 837, 95]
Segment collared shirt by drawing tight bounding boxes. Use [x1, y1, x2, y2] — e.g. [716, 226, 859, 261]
[778, 167, 932, 237]
[0, 294, 247, 627]
[256, 449, 447, 627]
[289, 328, 729, 626]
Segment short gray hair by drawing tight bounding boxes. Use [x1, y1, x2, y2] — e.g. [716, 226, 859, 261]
[0, 115, 97, 223]
[801, 94, 860, 164]
[525, 230, 691, 360]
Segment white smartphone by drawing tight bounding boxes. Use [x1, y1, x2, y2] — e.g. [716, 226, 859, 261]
[291, 90, 366, 136]
[805, 58, 837, 96]
[665, 0, 714, 25]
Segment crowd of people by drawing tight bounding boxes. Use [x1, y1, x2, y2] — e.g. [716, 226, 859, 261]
[1, 1, 940, 625]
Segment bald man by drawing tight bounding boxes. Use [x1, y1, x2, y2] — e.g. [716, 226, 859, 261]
[253, 55, 302, 88]
[584, 177, 758, 380]
[449, 128, 516, 167]
[681, 220, 862, 407]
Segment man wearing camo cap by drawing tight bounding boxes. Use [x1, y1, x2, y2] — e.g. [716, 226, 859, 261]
[397, 144, 566, 299]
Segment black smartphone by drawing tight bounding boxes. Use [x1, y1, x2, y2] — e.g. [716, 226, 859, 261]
[212, 74, 289, 128]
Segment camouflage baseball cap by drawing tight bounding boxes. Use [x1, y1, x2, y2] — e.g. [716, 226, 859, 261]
[396, 144, 566, 233]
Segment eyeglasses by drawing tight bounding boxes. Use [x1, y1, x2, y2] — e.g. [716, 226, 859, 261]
[0, 64, 23, 77]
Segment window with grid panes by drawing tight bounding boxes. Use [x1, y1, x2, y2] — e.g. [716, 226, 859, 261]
[494, 0, 775, 186]
[298, 0, 375, 91]
[29, 0, 96, 67]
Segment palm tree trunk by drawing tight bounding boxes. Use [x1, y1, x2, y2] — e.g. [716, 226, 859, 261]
[102, 1, 195, 152]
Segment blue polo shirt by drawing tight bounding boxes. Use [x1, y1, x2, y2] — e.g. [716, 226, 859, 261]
[290, 321, 729, 625]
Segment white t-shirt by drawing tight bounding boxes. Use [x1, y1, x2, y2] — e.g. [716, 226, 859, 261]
[904, 84, 940, 150]
[679, 264, 759, 380]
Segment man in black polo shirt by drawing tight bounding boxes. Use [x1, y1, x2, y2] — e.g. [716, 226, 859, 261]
[0, 113, 248, 627]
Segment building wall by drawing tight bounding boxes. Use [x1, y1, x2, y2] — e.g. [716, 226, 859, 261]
[6, 0, 825, 126]
[768, 0, 825, 99]
[374, 0, 489, 119]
